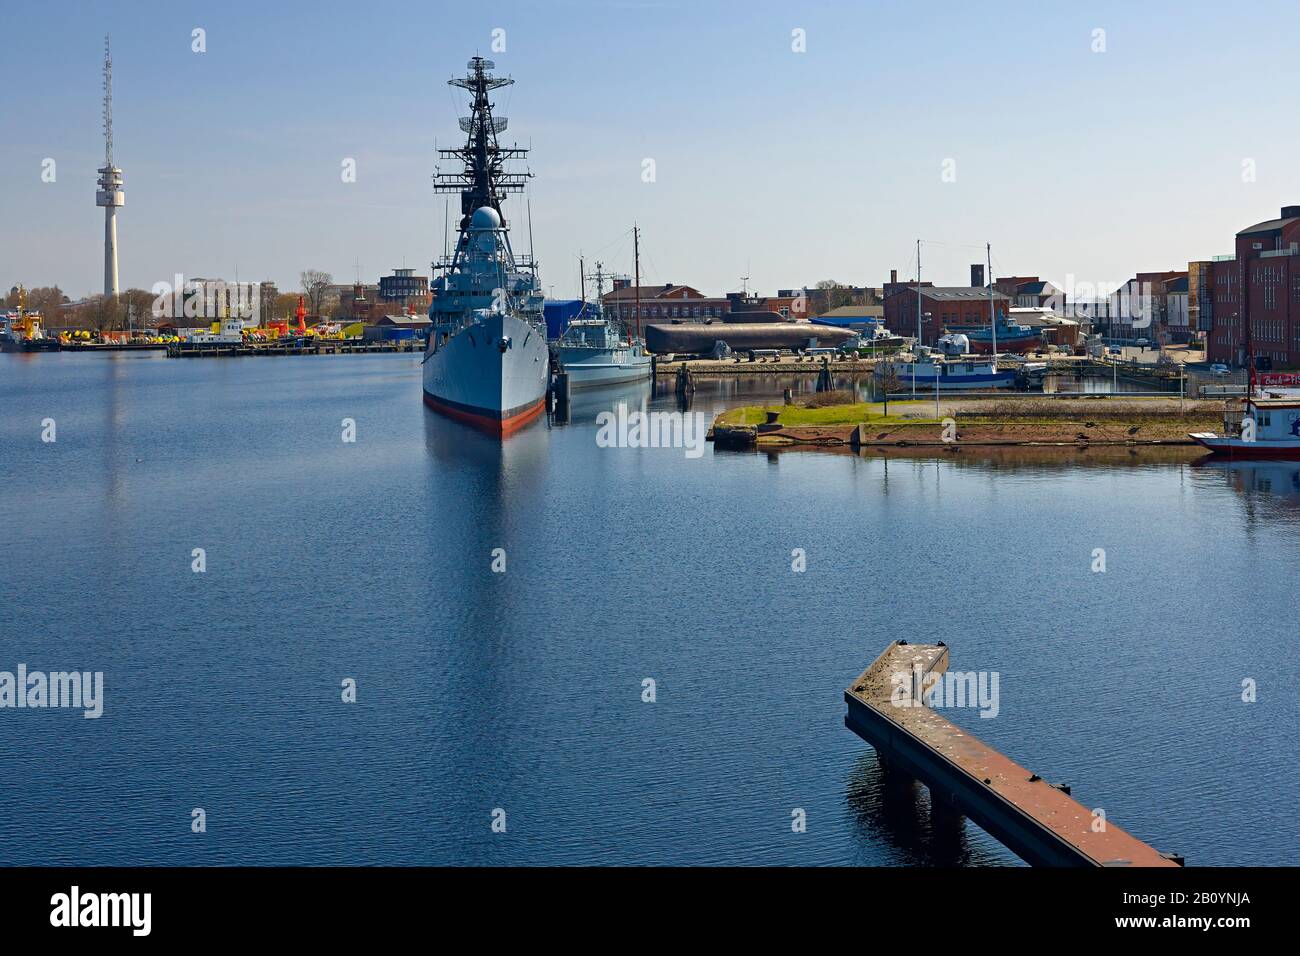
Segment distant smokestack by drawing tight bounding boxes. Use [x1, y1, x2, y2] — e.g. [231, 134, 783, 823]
[970, 264, 985, 288]
[890, 269, 898, 285]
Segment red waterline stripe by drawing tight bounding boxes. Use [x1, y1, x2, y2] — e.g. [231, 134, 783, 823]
[422, 390, 546, 437]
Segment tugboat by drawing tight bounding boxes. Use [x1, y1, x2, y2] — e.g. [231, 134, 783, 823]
[1, 287, 60, 352]
[422, 57, 548, 437]
[557, 262, 651, 388]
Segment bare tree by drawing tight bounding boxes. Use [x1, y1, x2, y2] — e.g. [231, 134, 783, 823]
[301, 270, 333, 319]
[78, 294, 125, 333]
[273, 292, 301, 322]
[877, 362, 901, 416]
[120, 288, 157, 331]
[813, 280, 854, 316]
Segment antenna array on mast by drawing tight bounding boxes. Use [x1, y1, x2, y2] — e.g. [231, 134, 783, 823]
[102, 35, 113, 167]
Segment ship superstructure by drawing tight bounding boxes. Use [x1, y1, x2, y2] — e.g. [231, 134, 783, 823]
[557, 263, 652, 388]
[422, 57, 548, 436]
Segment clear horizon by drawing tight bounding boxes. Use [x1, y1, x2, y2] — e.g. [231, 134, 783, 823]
[3, 0, 1299, 301]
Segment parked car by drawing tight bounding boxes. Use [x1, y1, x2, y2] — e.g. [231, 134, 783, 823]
[1209, 363, 1230, 376]
[1135, 337, 1150, 347]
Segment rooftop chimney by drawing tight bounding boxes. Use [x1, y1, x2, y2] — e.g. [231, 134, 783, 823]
[890, 269, 898, 284]
[971, 264, 985, 288]
[1282, 205, 1300, 219]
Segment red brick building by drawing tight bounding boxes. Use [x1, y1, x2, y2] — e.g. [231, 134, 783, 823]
[601, 282, 812, 324]
[883, 268, 1010, 345]
[1207, 205, 1300, 368]
[602, 282, 731, 325]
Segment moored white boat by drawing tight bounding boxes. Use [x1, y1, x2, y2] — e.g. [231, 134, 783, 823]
[875, 355, 1015, 391]
[557, 265, 651, 389]
[1190, 396, 1300, 459]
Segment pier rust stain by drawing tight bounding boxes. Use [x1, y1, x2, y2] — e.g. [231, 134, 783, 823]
[848, 642, 1181, 867]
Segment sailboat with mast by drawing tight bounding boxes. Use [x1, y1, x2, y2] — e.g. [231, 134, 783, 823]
[422, 57, 549, 437]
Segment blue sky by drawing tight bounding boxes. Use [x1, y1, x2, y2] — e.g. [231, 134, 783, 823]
[3, 0, 1300, 300]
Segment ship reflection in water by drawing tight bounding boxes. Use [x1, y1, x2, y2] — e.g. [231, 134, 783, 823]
[7, 353, 1299, 865]
[563, 379, 654, 425]
[422, 403, 550, 471]
[1194, 458, 1300, 526]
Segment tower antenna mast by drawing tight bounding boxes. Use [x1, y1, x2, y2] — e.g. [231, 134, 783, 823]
[103, 36, 113, 167]
[96, 34, 125, 299]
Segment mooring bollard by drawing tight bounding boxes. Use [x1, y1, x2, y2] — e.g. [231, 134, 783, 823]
[675, 363, 695, 397]
[816, 357, 833, 393]
[551, 370, 570, 423]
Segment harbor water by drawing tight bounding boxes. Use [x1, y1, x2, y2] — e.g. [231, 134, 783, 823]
[0, 352, 1295, 865]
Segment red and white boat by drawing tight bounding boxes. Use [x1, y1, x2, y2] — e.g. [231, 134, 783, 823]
[1190, 396, 1300, 459]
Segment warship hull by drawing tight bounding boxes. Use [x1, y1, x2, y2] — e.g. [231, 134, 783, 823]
[561, 356, 653, 388]
[422, 312, 549, 436]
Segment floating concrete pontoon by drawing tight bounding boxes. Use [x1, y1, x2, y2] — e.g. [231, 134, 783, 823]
[844, 641, 1183, 867]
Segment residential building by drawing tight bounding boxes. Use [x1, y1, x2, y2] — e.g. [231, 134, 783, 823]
[992, 275, 1065, 310]
[379, 268, 430, 310]
[1206, 205, 1300, 367]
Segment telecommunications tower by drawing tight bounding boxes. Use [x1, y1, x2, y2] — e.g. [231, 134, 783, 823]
[95, 35, 124, 298]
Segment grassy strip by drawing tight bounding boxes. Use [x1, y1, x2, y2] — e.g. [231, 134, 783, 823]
[717, 403, 924, 427]
[718, 399, 1220, 429]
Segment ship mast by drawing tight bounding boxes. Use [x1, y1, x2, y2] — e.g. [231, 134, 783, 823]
[433, 57, 531, 272]
[987, 243, 997, 363]
[592, 261, 606, 322]
[633, 224, 642, 341]
[914, 238, 921, 397]
[1242, 254, 1255, 397]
